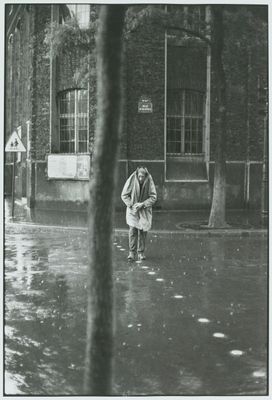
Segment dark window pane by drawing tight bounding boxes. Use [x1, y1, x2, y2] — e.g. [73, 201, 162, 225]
[185, 119, 191, 141]
[192, 119, 197, 139]
[175, 142, 181, 153]
[185, 141, 191, 153]
[185, 91, 191, 114]
[79, 129, 87, 141]
[168, 130, 175, 141]
[59, 99, 67, 114]
[78, 115, 87, 129]
[78, 90, 88, 113]
[60, 142, 69, 153]
[167, 142, 173, 153]
[168, 90, 183, 115]
[68, 91, 75, 114]
[175, 130, 180, 141]
[197, 142, 203, 153]
[191, 143, 197, 153]
[185, 118, 191, 130]
[198, 94, 203, 114]
[78, 142, 87, 153]
[68, 142, 75, 153]
[60, 130, 69, 141]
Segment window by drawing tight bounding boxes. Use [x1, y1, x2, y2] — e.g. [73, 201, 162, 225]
[67, 4, 90, 29]
[166, 26, 210, 181]
[59, 89, 88, 153]
[167, 89, 204, 155]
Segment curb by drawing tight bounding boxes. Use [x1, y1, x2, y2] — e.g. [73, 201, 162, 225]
[5, 221, 268, 237]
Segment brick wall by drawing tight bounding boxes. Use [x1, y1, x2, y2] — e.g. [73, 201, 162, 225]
[19, 7, 33, 155]
[209, 10, 267, 162]
[5, 5, 34, 162]
[126, 22, 165, 160]
[31, 5, 51, 160]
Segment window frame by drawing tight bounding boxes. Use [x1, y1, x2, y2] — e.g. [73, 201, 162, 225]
[166, 88, 205, 156]
[58, 88, 89, 154]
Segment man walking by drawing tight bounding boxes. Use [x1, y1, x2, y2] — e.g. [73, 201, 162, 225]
[121, 166, 157, 261]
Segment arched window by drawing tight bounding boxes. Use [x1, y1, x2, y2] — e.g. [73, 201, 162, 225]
[167, 43, 206, 156]
[166, 22, 210, 181]
[58, 89, 88, 153]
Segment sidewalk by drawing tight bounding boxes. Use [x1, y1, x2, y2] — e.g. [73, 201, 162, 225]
[5, 197, 268, 236]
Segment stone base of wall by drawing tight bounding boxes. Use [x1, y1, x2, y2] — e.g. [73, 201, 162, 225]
[4, 162, 26, 198]
[6, 160, 263, 211]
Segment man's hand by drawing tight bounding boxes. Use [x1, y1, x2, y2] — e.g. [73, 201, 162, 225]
[133, 202, 144, 212]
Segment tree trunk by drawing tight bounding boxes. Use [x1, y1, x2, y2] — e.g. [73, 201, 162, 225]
[208, 6, 228, 228]
[84, 5, 126, 395]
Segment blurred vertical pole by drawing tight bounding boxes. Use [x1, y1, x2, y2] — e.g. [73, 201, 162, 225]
[84, 5, 126, 395]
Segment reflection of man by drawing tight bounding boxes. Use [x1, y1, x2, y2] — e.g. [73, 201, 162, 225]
[121, 167, 157, 261]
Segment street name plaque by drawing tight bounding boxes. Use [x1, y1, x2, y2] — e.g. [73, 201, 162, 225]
[138, 95, 153, 113]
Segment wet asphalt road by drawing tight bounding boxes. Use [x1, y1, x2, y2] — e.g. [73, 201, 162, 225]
[4, 223, 267, 395]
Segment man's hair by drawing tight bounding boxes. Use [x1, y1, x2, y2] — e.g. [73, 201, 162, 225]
[137, 166, 147, 176]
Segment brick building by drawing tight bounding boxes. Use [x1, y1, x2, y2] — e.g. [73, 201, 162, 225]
[5, 4, 267, 211]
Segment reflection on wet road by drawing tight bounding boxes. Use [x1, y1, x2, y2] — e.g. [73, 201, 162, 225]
[5, 224, 267, 395]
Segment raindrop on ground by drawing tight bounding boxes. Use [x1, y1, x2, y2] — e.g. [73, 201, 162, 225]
[213, 332, 227, 339]
[252, 370, 266, 378]
[198, 318, 210, 324]
[230, 350, 245, 357]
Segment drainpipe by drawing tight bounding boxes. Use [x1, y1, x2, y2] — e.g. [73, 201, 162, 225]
[261, 108, 268, 217]
[205, 5, 211, 180]
[258, 75, 268, 218]
[244, 46, 251, 209]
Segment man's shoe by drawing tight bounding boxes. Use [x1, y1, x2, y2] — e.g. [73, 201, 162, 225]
[127, 252, 135, 261]
[138, 253, 146, 261]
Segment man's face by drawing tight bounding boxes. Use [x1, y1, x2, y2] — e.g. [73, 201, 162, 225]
[138, 172, 145, 183]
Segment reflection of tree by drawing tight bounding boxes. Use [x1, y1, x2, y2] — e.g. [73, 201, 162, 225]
[113, 267, 161, 395]
[5, 226, 91, 394]
[51, 274, 69, 317]
[123, 269, 151, 326]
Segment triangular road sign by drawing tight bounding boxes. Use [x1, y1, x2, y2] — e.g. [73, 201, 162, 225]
[5, 131, 26, 152]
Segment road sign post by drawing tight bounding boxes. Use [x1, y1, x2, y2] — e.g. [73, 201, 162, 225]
[11, 153, 16, 218]
[5, 131, 26, 219]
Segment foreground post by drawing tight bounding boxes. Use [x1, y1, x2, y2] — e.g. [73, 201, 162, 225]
[84, 5, 126, 395]
[11, 152, 16, 218]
